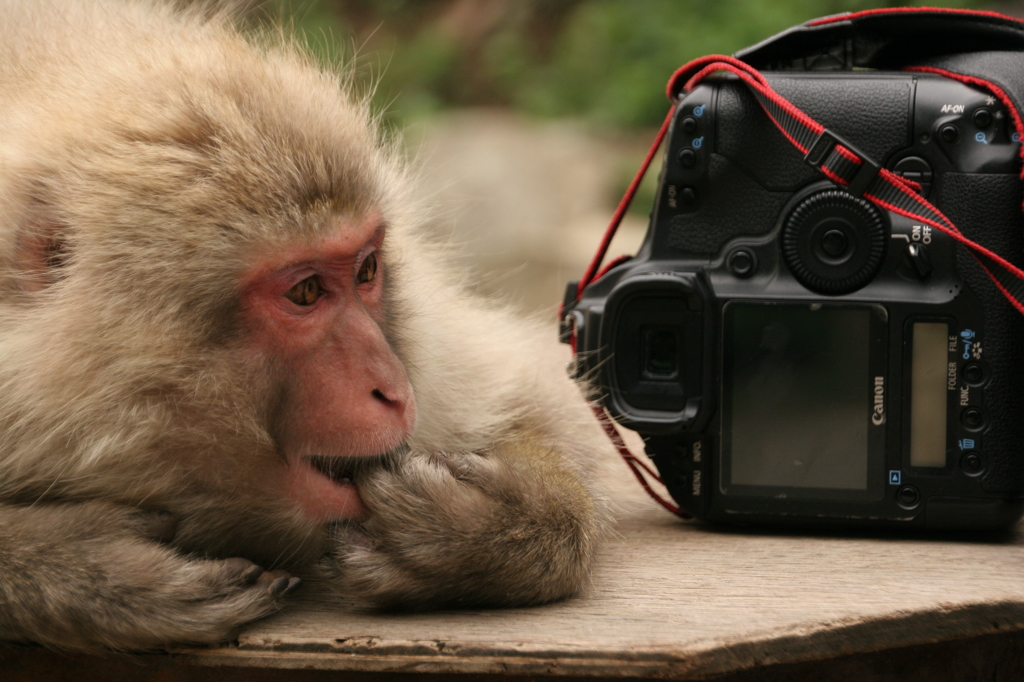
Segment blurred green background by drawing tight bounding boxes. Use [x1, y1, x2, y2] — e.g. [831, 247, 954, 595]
[259, 0, 998, 128]
[247, 0, 1010, 314]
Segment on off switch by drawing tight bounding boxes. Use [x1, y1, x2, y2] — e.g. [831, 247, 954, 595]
[903, 242, 932, 280]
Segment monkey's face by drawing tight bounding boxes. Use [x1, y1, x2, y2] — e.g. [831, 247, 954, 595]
[240, 214, 416, 523]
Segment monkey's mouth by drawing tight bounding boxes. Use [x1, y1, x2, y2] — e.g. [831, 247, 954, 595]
[304, 444, 408, 486]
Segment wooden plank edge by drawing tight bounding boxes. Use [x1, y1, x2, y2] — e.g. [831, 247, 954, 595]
[167, 600, 1024, 679]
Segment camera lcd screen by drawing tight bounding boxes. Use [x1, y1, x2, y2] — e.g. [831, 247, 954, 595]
[909, 322, 949, 468]
[722, 303, 882, 495]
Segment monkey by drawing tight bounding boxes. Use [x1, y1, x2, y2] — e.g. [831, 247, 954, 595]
[0, 0, 615, 652]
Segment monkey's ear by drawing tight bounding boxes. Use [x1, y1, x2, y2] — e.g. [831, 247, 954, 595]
[15, 213, 69, 292]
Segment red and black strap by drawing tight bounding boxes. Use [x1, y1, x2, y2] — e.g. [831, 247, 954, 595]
[666, 55, 1024, 316]
[806, 7, 1023, 26]
[574, 53, 1024, 316]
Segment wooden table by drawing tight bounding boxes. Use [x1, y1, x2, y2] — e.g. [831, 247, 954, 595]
[4, 464, 1024, 681]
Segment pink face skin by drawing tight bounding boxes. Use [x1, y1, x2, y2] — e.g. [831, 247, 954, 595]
[241, 215, 416, 522]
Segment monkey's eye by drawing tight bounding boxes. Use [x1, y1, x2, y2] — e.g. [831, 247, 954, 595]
[357, 252, 378, 285]
[285, 275, 322, 306]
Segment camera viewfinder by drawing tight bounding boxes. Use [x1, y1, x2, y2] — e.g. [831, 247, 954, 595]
[643, 328, 678, 378]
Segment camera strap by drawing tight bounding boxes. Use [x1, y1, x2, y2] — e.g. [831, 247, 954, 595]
[572, 8, 1024, 315]
[567, 8, 1024, 516]
[668, 53, 1024, 315]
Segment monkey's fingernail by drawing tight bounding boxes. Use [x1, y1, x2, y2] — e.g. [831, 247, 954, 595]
[138, 511, 177, 542]
[269, 576, 291, 597]
[255, 569, 293, 596]
[282, 577, 302, 596]
[222, 558, 263, 584]
[242, 565, 265, 585]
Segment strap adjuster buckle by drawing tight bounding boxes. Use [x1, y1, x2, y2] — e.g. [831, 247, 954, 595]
[804, 128, 880, 198]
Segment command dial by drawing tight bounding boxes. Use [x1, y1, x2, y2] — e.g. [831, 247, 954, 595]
[782, 190, 888, 295]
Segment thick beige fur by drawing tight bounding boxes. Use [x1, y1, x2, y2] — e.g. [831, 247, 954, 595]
[0, 0, 616, 652]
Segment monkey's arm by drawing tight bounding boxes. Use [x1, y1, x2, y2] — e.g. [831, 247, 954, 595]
[326, 434, 603, 609]
[0, 501, 297, 651]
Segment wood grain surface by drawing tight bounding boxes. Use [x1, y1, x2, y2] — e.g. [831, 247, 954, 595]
[163, 466, 1024, 679]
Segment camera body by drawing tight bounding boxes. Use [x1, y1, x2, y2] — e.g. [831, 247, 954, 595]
[567, 72, 1024, 529]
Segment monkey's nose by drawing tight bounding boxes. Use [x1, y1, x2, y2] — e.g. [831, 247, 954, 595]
[372, 388, 394, 404]
[372, 387, 413, 416]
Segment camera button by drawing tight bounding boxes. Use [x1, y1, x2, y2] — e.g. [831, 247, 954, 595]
[961, 407, 985, 430]
[960, 451, 984, 475]
[973, 108, 993, 129]
[682, 117, 698, 134]
[897, 485, 921, 509]
[679, 148, 697, 167]
[680, 187, 697, 205]
[727, 248, 757, 278]
[939, 124, 960, 143]
[963, 362, 985, 385]
[820, 229, 848, 259]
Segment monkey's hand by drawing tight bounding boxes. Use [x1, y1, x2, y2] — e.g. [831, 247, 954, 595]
[0, 501, 299, 651]
[325, 439, 601, 609]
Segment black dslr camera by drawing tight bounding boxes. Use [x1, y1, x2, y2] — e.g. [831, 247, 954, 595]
[563, 15, 1024, 530]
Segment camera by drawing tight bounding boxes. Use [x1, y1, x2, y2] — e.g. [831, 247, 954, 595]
[564, 71, 1024, 529]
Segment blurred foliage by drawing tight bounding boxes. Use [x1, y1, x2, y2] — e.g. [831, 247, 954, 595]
[260, 0, 994, 128]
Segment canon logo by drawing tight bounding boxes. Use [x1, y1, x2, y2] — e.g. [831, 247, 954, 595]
[872, 376, 885, 426]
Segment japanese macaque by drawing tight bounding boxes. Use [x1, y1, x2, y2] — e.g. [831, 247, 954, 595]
[0, 0, 613, 651]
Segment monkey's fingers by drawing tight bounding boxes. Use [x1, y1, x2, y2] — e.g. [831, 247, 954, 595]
[194, 560, 301, 598]
[426, 450, 473, 480]
[218, 557, 265, 585]
[254, 568, 302, 597]
[327, 443, 597, 611]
